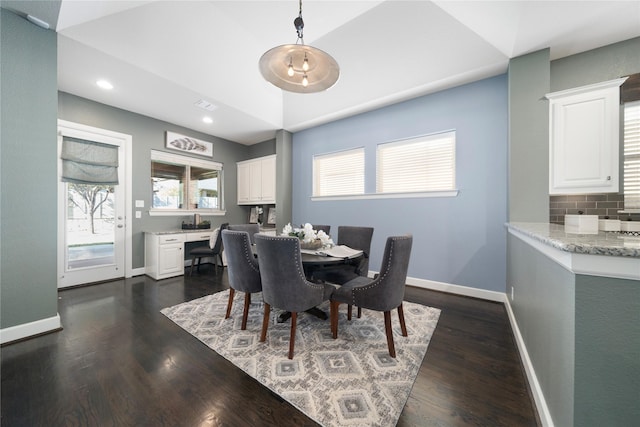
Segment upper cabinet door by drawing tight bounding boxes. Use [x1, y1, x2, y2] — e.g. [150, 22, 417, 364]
[237, 155, 276, 205]
[237, 162, 251, 203]
[260, 155, 276, 203]
[547, 78, 627, 195]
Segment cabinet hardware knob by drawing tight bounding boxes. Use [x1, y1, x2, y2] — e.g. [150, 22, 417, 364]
[606, 176, 611, 180]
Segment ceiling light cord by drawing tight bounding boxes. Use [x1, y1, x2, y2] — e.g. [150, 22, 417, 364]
[294, 0, 305, 43]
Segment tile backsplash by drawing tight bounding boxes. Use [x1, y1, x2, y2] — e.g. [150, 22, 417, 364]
[550, 193, 639, 224]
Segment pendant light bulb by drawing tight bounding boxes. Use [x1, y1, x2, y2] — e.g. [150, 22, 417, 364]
[302, 74, 308, 87]
[302, 54, 309, 72]
[287, 59, 294, 77]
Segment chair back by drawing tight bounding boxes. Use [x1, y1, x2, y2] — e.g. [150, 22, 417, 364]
[312, 224, 331, 236]
[353, 235, 413, 311]
[228, 223, 260, 244]
[337, 226, 374, 275]
[211, 223, 229, 252]
[221, 229, 261, 293]
[255, 234, 332, 313]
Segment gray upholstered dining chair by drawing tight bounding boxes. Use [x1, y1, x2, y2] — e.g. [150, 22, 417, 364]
[311, 224, 331, 236]
[221, 229, 262, 330]
[255, 234, 335, 359]
[312, 226, 374, 288]
[329, 234, 413, 358]
[228, 223, 260, 244]
[189, 223, 228, 276]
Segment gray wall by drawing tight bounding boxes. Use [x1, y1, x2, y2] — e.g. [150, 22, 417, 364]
[58, 92, 252, 269]
[292, 75, 508, 292]
[507, 234, 576, 427]
[574, 275, 640, 426]
[1, 9, 59, 329]
[507, 38, 640, 427]
[508, 49, 550, 222]
[551, 37, 640, 92]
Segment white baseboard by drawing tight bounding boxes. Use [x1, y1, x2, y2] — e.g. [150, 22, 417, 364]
[504, 298, 555, 427]
[397, 273, 553, 427]
[0, 313, 61, 345]
[395, 273, 505, 302]
[131, 267, 146, 277]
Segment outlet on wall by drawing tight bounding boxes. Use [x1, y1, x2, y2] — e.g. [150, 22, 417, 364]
[511, 286, 515, 301]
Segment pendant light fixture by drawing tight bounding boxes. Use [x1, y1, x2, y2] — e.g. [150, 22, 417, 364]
[259, 0, 339, 93]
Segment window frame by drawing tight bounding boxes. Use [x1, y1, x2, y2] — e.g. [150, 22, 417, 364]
[312, 147, 365, 198]
[149, 150, 225, 216]
[376, 131, 458, 196]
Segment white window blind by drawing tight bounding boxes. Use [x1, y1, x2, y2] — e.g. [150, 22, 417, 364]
[624, 100, 640, 209]
[313, 148, 364, 197]
[376, 131, 455, 194]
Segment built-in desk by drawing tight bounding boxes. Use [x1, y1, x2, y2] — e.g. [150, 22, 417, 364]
[144, 228, 277, 280]
[145, 230, 214, 280]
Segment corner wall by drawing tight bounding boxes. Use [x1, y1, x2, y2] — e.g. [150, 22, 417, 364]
[0, 9, 59, 333]
[508, 49, 550, 222]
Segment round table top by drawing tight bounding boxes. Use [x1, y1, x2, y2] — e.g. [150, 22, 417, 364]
[300, 251, 362, 265]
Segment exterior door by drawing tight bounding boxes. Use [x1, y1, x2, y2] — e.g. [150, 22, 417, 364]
[57, 122, 128, 288]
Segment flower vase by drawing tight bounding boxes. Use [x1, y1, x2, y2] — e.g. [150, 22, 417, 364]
[300, 239, 323, 250]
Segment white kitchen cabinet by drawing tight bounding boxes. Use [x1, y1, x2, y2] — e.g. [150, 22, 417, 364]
[237, 155, 276, 204]
[546, 77, 626, 194]
[145, 233, 186, 280]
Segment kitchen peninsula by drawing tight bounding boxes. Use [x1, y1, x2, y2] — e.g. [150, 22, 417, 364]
[507, 222, 639, 427]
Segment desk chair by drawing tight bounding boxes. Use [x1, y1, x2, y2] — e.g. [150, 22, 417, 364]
[189, 223, 228, 276]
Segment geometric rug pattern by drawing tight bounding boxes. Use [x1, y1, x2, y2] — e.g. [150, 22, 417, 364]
[161, 290, 440, 427]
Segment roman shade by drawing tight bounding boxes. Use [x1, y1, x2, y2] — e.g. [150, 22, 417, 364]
[61, 136, 119, 184]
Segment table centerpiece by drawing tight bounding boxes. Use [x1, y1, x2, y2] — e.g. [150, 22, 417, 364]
[281, 223, 333, 250]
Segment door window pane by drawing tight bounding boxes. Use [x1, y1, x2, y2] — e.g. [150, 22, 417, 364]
[66, 183, 115, 269]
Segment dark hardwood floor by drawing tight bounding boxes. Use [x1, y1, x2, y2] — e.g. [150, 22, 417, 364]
[1, 266, 540, 426]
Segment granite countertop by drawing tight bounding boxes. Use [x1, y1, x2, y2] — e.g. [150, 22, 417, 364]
[507, 222, 640, 258]
[145, 229, 213, 235]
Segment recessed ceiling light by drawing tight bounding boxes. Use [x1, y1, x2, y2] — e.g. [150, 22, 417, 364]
[202, 117, 213, 124]
[96, 80, 113, 90]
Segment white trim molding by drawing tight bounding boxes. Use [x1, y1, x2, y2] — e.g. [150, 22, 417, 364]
[392, 272, 553, 426]
[504, 298, 555, 427]
[0, 314, 61, 345]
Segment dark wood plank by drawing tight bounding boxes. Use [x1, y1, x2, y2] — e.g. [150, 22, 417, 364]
[1, 267, 540, 426]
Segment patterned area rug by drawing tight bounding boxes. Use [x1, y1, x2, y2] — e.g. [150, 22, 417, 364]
[161, 290, 441, 427]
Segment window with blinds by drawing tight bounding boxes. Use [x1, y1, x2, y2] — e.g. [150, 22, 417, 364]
[376, 131, 456, 194]
[623, 100, 640, 209]
[313, 148, 364, 197]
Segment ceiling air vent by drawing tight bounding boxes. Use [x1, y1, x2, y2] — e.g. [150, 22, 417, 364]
[194, 99, 217, 111]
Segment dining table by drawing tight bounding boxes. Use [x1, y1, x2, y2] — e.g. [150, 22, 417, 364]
[252, 244, 364, 322]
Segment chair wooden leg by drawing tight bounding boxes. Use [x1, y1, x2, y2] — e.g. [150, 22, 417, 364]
[357, 307, 362, 318]
[288, 312, 298, 359]
[225, 288, 235, 319]
[260, 303, 271, 342]
[190, 256, 197, 276]
[241, 292, 251, 330]
[397, 303, 408, 337]
[330, 300, 340, 339]
[384, 311, 396, 358]
[347, 305, 352, 320]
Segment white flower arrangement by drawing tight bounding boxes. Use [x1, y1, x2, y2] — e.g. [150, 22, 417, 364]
[282, 222, 334, 248]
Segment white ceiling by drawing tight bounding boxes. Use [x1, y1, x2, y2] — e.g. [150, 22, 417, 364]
[8, 1, 640, 145]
